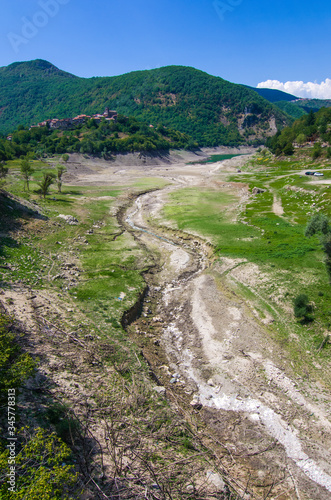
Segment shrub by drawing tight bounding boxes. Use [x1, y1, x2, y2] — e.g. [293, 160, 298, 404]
[293, 294, 314, 323]
[0, 313, 35, 405]
[0, 428, 78, 499]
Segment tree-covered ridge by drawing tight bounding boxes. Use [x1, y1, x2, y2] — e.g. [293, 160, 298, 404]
[0, 115, 194, 161]
[266, 107, 331, 156]
[0, 60, 289, 146]
[294, 99, 331, 112]
[274, 101, 307, 119]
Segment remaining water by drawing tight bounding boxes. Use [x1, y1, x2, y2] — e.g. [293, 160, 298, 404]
[188, 153, 243, 165]
[206, 153, 242, 163]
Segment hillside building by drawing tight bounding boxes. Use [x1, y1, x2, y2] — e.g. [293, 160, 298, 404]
[32, 108, 117, 130]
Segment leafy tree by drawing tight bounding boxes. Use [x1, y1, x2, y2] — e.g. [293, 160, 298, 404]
[38, 172, 55, 198]
[293, 294, 314, 323]
[20, 158, 34, 191]
[296, 133, 306, 145]
[312, 142, 322, 159]
[62, 154, 69, 163]
[305, 214, 329, 237]
[306, 110, 316, 126]
[283, 142, 294, 155]
[56, 165, 67, 193]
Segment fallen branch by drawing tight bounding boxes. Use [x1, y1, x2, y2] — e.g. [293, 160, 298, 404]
[39, 316, 87, 348]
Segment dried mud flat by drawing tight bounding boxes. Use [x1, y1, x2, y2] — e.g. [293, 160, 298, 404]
[117, 151, 331, 500]
[4, 148, 331, 499]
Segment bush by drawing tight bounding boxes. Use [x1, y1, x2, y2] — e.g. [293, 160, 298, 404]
[0, 313, 35, 405]
[0, 428, 78, 499]
[293, 294, 314, 323]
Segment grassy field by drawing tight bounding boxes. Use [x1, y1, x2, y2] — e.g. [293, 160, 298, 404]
[0, 159, 156, 341]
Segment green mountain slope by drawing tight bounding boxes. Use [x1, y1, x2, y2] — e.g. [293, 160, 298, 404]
[248, 85, 331, 119]
[294, 98, 331, 112]
[274, 101, 307, 119]
[0, 60, 289, 146]
[276, 99, 331, 119]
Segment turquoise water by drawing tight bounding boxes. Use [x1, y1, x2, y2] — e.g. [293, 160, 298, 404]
[188, 153, 243, 165]
[206, 153, 243, 163]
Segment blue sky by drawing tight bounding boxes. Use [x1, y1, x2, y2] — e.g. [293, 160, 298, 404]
[1, 0, 331, 97]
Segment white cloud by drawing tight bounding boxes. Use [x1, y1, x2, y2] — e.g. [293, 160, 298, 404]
[256, 79, 331, 99]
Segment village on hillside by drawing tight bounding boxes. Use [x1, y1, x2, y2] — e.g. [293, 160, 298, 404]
[31, 107, 118, 131]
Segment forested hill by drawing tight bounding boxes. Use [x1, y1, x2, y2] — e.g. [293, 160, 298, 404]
[266, 107, 331, 156]
[0, 59, 289, 146]
[247, 84, 331, 120]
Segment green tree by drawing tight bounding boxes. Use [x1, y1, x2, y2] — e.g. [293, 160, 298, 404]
[305, 214, 329, 237]
[283, 142, 294, 155]
[38, 172, 55, 199]
[293, 294, 314, 323]
[296, 133, 306, 145]
[306, 110, 315, 126]
[62, 154, 69, 163]
[312, 142, 322, 159]
[56, 165, 67, 193]
[20, 158, 34, 191]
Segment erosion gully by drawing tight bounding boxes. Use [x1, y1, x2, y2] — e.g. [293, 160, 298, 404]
[117, 185, 331, 500]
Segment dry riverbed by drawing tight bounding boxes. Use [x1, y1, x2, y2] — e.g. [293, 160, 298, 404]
[3, 147, 330, 499]
[66, 148, 331, 499]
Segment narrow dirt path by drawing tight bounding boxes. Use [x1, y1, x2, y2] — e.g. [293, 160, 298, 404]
[272, 194, 284, 216]
[123, 179, 331, 499]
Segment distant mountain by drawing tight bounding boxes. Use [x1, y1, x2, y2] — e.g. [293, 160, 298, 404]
[247, 85, 331, 119]
[0, 60, 289, 146]
[274, 98, 331, 119]
[293, 98, 331, 112]
[245, 86, 298, 103]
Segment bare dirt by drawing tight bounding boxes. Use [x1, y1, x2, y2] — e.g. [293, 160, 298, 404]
[4, 148, 331, 499]
[118, 150, 331, 500]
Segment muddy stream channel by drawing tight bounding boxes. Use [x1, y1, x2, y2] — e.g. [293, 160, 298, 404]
[123, 183, 331, 499]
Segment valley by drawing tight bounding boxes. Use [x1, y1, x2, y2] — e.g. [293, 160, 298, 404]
[1, 146, 330, 499]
